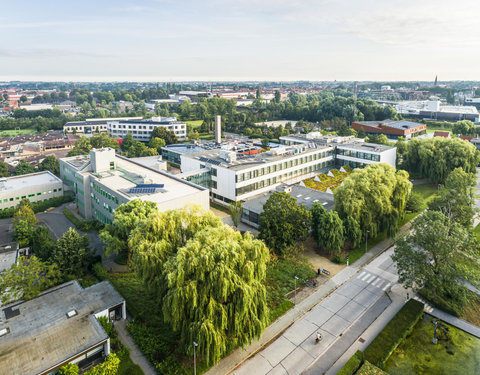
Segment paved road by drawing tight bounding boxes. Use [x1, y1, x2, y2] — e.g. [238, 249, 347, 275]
[234, 252, 398, 375]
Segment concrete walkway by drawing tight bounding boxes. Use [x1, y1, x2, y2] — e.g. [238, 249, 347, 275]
[115, 319, 157, 375]
[205, 235, 396, 375]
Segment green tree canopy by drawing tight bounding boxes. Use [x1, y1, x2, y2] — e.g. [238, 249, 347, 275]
[334, 163, 412, 238]
[148, 137, 166, 153]
[343, 216, 362, 248]
[402, 137, 480, 183]
[392, 211, 480, 315]
[0, 256, 60, 305]
[228, 201, 242, 228]
[100, 199, 158, 259]
[38, 155, 60, 176]
[259, 192, 311, 255]
[150, 126, 178, 145]
[365, 133, 389, 145]
[428, 167, 477, 228]
[13, 201, 37, 247]
[14, 159, 35, 175]
[452, 120, 476, 136]
[31, 225, 56, 261]
[52, 228, 92, 276]
[68, 136, 92, 156]
[90, 133, 119, 149]
[312, 203, 344, 255]
[0, 160, 10, 177]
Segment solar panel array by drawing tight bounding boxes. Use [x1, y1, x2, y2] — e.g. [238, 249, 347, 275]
[136, 183, 164, 188]
[199, 156, 221, 165]
[128, 187, 156, 194]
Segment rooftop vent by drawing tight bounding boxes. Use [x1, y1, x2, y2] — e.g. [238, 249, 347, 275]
[66, 310, 77, 318]
[0, 327, 10, 337]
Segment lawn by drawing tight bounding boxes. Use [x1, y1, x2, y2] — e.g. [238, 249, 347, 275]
[0, 128, 37, 137]
[402, 183, 438, 224]
[185, 120, 204, 128]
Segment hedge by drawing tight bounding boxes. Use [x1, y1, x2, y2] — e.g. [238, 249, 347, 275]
[337, 350, 364, 375]
[0, 193, 74, 219]
[355, 361, 388, 375]
[63, 208, 104, 232]
[363, 299, 424, 368]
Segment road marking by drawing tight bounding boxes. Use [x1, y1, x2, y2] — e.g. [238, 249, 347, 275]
[361, 273, 371, 281]
[382, 283, 391, 291]
[367, 275, 376, 283]
[372, 278, 381, 287]
[357, 271, 366, 279]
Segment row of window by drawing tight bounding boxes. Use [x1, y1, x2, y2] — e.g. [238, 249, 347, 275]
[236, 151, 333, 183]
[110, 124, 182, 130]
[235, 162, 332, 196]
[92, 183, 119, 205]
[336, 149, 381, 162]
[1, 188, 61, 203]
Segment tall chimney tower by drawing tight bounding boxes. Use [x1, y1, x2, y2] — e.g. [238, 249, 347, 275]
[215, 115, 222, 144]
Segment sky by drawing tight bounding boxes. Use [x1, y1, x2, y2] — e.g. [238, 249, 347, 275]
[1, 0, 480, 82]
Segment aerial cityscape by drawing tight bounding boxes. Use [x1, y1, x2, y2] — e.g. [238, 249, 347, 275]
[1, 1, 480, 375]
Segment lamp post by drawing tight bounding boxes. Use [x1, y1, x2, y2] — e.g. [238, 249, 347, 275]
[294, 276, 299, 305]
[432, 321, 438, 345]
[365, 230, 370, 254]
[193, 341, 198, 375]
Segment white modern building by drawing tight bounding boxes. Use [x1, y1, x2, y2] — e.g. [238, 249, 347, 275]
[60, 148, 209, 224]
[107, 117, 187, 141]
[64, 117, 143, 134]
[0, 280, 125, 375]
[178, 137, 396, 205]
[0, 171, 63, 210]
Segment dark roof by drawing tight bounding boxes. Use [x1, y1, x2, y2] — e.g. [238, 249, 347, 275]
[433, 131, 450, 138]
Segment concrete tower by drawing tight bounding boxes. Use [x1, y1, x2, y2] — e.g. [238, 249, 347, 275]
[215, 115, 222, 144]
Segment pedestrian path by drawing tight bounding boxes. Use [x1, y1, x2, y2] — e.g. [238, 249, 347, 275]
[412, 296, 434, 313]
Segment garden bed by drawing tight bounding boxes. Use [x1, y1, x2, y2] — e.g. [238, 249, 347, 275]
[302, 167, 351, 192]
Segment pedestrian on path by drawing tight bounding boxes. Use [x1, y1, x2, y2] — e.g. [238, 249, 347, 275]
[315, 332, 322, 344]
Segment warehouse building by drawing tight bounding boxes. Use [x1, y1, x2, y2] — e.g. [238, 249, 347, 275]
[0, 280, 125, 375]
[60, 148, 209, 223]
[0, 171, 63, 210]
[351, 119, 426, 140]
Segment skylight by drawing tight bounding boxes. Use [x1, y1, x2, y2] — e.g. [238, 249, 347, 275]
[66, 310, 77, 318]
[0, 328, 10, 337]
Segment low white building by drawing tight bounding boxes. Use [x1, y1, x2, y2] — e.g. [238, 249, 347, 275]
[107, 117, 187, 141]
[60, 148, 209, 223]
[63, 117, 143, 135]
[0, 171, 63, 210]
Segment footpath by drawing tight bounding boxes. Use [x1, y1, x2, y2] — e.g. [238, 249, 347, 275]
[205, 233, 397, 375]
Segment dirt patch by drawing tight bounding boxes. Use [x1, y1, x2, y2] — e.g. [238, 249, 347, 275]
[300, 237, 346, 277]
[210, 207, 229, 219]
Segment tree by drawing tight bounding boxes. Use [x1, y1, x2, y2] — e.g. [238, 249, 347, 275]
[148, 137, 166, 153]
[100, 199, 158, 260]
[20, 95, 28, 103]
[84, 354, 120, 375]
[259, 192, 311, 255]
[14, 159, 35, 175]
[68, 136, 92, 156]
[90, 133, 118, 149]
[343, 216, 362, 248]
[274, 90, 281, 103]
[58, 364, 79, 375]
[452, 120, 475, 136]
[406, 192, 424, 213]
[366, 133, 389, 145]
[0, 160, 10, 177]
[120, 132, 136, 153]
[334, 163, 411, 238]
[402, 137, 480, 183]
[313, 204, 344, 255]
[0, 256, 60, 305]
[52, 228, 92, 276]
[392, 211, 480, 316]
[228, 201, 242, 228]
[31, 226, 56, 261]
[356, 127, 366, 138]
[38, 155, 60, 176]
[161, 226, 270, 365]
[428, 167, 477, 228]
[150, 126, 177, 145]
[13, 201, 37, 247]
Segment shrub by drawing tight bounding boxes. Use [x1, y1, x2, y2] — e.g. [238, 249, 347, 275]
[364, 299, 424, 368]
[0, 194, 73, 219]
[58, 363, 79, 375]
[84, 353, 120, 375]
[419, 288, 465, 317]
[355, 361, 388, 375]
[337, 350, 363, 375]
[406, 192, 424, 212]
[92, 262, 108, 281]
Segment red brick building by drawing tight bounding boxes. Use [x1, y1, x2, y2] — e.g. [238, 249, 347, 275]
[352, 120, 426, 140]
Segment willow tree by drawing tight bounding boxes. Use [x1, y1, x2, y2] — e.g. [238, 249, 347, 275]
[334, 163, 411, 238]
[129, 206, 269, 365]
[100, 199, 158, 259]
[162, 226, 270, 365]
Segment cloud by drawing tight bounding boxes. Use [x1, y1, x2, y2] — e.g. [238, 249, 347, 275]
[0, 48, 114, 58]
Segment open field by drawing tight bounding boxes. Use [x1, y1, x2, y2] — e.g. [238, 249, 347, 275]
[0, 128, 37, 137]
[185, 120, 203, 128]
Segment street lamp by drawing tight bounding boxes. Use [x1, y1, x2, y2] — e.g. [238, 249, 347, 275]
[365, 230, 370, 254]
[193, 341, 198, 375]
[432, 321, 438, 345]
[294, 276, 299, 305]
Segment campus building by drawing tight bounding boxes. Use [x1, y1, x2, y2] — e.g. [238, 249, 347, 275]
[351, 120, 426, 140]
[60, 148, 209, 224]
[177, 136, 396, 205]
[63, 117, 143, 135]
[107, 116, 187, 141]
[0, 280, 125, 375]
[0, 171, 63, 210]
[241, 184, 335, 228]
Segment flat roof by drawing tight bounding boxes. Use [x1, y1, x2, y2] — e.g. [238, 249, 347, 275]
[243, 184, 335, 213]
[0, 243, 18, 273]
[0, 171, 62, 193]
[336, 142, 394, 153]
[354, 120, 423, 130]
[0, 280, 124, 375]
[185, 145, 333, 171]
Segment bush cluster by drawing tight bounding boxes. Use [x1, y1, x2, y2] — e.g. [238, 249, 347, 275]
[0, 194, 73, 219]
[63, 208, 104, 232]
[337, 350, 363, 375]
